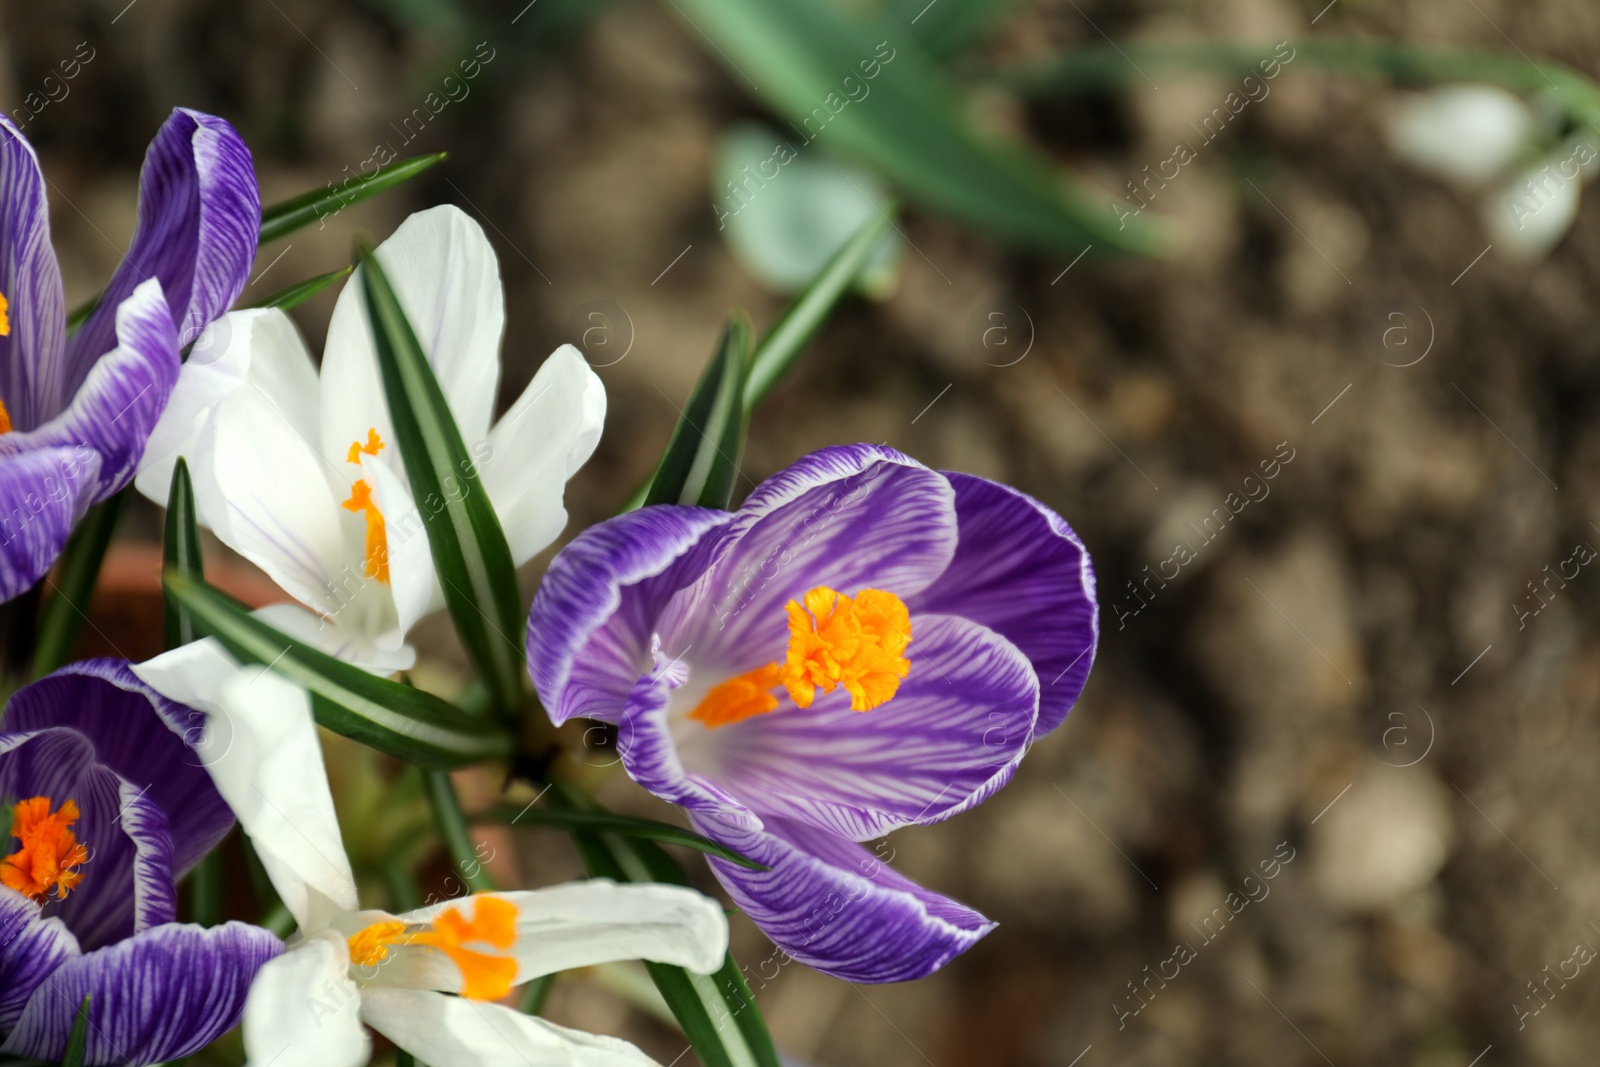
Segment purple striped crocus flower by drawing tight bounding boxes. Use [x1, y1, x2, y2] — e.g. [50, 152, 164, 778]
[0, 661, 280, 1065]
[0, 108, 258, 601]
[527, 444, 1098, 982]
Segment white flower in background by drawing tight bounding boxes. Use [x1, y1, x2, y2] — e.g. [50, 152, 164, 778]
[132, 645, 730, 1067]
[134, 204, 606, 670]
[1386, 84, 1598, 262]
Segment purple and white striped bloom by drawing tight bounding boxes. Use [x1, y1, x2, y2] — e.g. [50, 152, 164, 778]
[0, 108, 258, 601]
[0, 661, 280, 1065]
[527, 444, 1098, 982]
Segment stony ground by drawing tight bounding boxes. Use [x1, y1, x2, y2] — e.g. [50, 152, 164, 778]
[17, 0, 1600, 1063]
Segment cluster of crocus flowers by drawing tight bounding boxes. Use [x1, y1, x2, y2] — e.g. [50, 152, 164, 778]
[0, 108, 257, 601]
[0, 662, 280, 1064]
[134, 644, 731, 1067]
[528, 443, 1098, 981]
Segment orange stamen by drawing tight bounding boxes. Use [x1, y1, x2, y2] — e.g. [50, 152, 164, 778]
[341, 479, 389, 584]
[0, 291, 11, 337]
[0, 398, 11, 435]
[347, 428, 385, 465]
[687, 587, 912, 728]
[3, 797, 89, 901]
[346, 896, 520, 1000]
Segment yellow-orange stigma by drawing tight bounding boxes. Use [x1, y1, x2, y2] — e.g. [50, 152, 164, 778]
[342, 429, 389, 584]
[346, 896, 519, 1000]
[0, 398, 11, 435]
[0, 290, 10, 337]
[687, 586, 912, 729]
[2, 797, 89, 901]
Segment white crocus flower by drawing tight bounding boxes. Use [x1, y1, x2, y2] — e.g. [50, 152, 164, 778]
[132, 646, 730, 1067]
[135, 204, 605, 670]
[1386, 84, 1597, 263]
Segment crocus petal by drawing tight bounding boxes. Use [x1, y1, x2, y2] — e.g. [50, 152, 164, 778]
[251, 602, 416, 675]
[133, 642, 359, 931]
[660, 444, 958, 670]
[1484, 153, 1584, 263]
[64, 108, 258, 396]
[187, 373, 349, 619]
[134, 308, 318, 504]
[616, 669, 760, 829]
[361, 989, 656, 1067]
[3, 660, 234, 873]
[241, 933, 368, 1067]
[319, 204, 505, 464]
[0, 444, 101, 602]
[0, 115, 67, 428]
[685, 614, 1038, 840]
[909, 472, 1096, 735]
[528, 504, 733, 726]
[1, 278, 180, 501]
[692, 812, 994, 984]
[360, 451, 435, 646]
[371, 881, 727, 993]
[481, 343, 606, 565]
[0, 890, 79, 1033]
[2, 920, 281, 1066]
[1386, 85, 1535, 187]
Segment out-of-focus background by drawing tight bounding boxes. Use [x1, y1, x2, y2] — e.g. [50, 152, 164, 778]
[12, 0, 1600, 1063]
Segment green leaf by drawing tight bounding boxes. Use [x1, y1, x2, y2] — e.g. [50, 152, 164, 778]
[673, 0, 1164, 256]
[246, 266, 353, 311]
[260, 153, 447, 245]
[162, 459, 205, 651]
[643, 312, 753, 510]
[163, 572, 511, 768]
[745, 206, 894, 408]
[30, 492, 123, 679]
[556, 788, 780, 1067]
[356, 246, 529, 721]
[892, 0, 1026, 57]
[186, 848, 221, 928]
[61, 996, 91, 1067]
[424, 770, 497, 893]
[477, 804, 768, 870]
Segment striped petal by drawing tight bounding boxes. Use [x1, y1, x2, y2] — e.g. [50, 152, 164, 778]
[0, 889, 79, 1033]
[3, 660, 233, 875]
[0, 445, 101, 602]
[909, 472, 1097, 735]
[0, 278, 181, 501]
[65, 109, 258, 396]
[689, 614, 1038, 840]
[691, 812, 994, 984]
[528, 504, 732, 726]
[0, 115, 66, 428]
[659, 444, 958, 673]
[1, 920, 280, 1066]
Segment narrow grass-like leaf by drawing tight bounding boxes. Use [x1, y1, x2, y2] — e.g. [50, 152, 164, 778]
[246, 266, 353, 311]
[478, 804, 767, 870]
[892, 0, 1026, 57]
[186, 848, 221, 928]
[30, 492, 122, 679]
[162, 460, 204, 650]
[61, 996, 90, 1067]
[643, 311, 753, 510]
[424, 770, 498, 893]
[163, 572, 510, 768]
[260, 153, 447, 244]
[357, 246, 529, 720]
[672, 0, 1163, 256]
[553, 787, 780, 1067]
[745, 208, 892, 407]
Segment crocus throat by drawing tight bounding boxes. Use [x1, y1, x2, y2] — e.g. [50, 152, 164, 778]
[2, 797, 89, 901]
[347, 896, 519, 1000]
[688, 586, 912, 729]
[341, 428, 389, 584]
